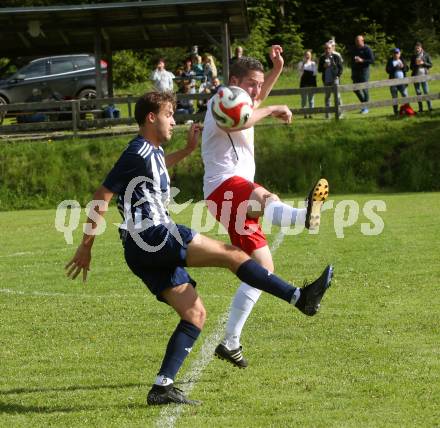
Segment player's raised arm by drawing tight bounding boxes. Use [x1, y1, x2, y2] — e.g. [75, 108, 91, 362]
[65, 185, 114, 282]
[212, 86, 292, 133]
[256, 45, 284, 104]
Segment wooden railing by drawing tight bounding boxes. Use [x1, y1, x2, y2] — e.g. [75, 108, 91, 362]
[0, 92, 210, 134]
[271, 73, 440, 119]
[0, 74, 438, 134]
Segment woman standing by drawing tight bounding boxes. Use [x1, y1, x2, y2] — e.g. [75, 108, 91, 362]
[298, 50, 317, 118]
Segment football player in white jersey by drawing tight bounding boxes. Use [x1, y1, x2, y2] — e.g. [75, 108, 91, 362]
[202, 45, 330, 368]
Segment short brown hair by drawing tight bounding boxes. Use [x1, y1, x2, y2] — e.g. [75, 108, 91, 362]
[229, 57, 264, 83]
[134, 91, 176, 126]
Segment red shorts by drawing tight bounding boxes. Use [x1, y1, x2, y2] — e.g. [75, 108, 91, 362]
[206, 176, 268, 255]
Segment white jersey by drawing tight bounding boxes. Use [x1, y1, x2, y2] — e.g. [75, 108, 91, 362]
[202, 98, 255, 198]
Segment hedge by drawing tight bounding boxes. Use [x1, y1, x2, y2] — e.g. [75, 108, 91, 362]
[0, 115, 439, 211]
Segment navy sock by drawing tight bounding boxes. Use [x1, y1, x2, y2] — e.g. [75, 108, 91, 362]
[158, 320, 201, 380]
[236, 259, 296, 303]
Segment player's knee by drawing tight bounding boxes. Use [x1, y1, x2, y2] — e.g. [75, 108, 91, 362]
[262, 192, 279, 209]
[267, 192, 280, 203]
[224, 244, 248, 270]
[185, 304, 206, 329]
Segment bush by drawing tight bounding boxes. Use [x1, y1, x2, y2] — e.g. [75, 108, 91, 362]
[113, 50, 152, 89]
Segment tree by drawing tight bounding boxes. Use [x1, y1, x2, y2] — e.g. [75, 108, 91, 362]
[358, 19, 394, 63]
[240, 3, 274, 65]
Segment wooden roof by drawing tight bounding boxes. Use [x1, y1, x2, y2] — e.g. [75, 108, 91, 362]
[0, 0, 249, 56]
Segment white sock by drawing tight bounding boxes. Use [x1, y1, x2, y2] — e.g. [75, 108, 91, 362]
[290, 288, 301, 304]
[155, 375, 173, 387]
[264, 200, 307, 227]
[223, 283, 262, 350]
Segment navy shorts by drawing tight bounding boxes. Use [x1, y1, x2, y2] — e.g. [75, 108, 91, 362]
[124, 223, 197, 302]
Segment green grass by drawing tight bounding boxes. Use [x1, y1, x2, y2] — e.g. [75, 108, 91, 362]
[1, 193, 439, 427]
[2, 113, 439, 210]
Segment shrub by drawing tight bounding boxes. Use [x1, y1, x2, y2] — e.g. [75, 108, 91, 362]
[0, 116, 439, 211]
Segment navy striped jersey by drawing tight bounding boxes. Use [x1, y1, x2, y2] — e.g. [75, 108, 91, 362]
[103, 135, 171, 234]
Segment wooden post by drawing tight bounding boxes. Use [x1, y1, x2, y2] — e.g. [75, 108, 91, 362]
[105, 40, 113, 98]
[128, 101, 132, 118]
[221, 20, 230, 83]
[72, 100, 80, 135]
[94, 31, 103, 99]
[333, 83, 340, 120]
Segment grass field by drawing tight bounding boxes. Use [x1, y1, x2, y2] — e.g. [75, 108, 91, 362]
[1, 193, 439, 427]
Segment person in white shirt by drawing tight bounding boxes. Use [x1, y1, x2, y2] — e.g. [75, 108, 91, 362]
[201, 45, 331, 368]
[298, 50, 318, 118]
[151, 58, 175, 92]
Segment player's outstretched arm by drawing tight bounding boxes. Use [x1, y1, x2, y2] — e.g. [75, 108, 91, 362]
[227, 104, 292, 132]
[65, 185, 114, 282]
[165, 123, 201, 167]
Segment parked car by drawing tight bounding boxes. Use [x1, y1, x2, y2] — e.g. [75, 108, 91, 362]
[0, 54, 108, 124]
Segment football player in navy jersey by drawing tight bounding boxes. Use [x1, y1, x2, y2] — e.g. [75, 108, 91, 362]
[66, 91, 333, 406]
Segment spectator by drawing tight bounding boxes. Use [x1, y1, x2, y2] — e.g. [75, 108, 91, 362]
[230, 46, 244, 64]
[196, 77, 222, 113]
[178, 58, 196, 94]
[211, 76, 221, 94]
[351, 35, 374, 114]
[318, 42, 343, 119]
[176, 83, 194, 116]
[328, 39, 343, 63]
[298, 50, 317, 118]
[410, 41, 433, 112]
[197, 83, 211, 114]
[203, 54, 217, 85]
[192, 54, 204, 78]
[151, 58, 175, 92]
[386, 48, 409, 116]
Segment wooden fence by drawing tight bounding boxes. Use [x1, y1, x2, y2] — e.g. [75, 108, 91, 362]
[272, 73, 440, 119]
[0, 74, 438, 134]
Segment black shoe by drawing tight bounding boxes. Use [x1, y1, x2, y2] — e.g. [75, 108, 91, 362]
[215, 343, 248, 368]
[147, 384, 201, 406]
[295, 265, 334, 316]
[305, 178, 329, 230]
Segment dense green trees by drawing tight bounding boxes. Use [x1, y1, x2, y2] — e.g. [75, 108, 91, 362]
[1, 0, 439, 86]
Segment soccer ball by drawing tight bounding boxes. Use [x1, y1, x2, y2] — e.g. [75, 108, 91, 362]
[211, 86, 253, 130]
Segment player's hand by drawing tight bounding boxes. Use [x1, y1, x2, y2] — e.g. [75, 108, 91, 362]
[65, 243, 92, 282]
[270, 45, 284, 70]
[185, 122, 202, 153]
[271, 105, 292, 123]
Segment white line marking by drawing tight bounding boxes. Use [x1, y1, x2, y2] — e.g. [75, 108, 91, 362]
[156, 231, 285, 427]
[0, 288, 226, 300]
[0, 251, 35, 258]
[0, 288, 140, 299]
[156, 312, 229, 428]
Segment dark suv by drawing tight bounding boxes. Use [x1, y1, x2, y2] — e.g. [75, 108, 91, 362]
[0, 54, 108, 123]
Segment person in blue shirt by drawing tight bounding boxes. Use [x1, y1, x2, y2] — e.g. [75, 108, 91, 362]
[65, 91, 333, 406]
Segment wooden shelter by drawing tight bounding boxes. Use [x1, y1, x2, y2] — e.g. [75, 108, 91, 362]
[0, 0, 249, 95]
